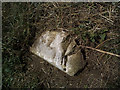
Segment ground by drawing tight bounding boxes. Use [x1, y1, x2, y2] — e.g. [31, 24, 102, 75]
[2, 2, 120, 88]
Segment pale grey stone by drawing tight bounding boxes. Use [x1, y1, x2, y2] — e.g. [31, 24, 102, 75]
[30, 30, 86, 76]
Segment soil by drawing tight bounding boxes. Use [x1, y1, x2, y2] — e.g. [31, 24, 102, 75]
[12, 46, 119, 88]
[2, 2, 120, 88]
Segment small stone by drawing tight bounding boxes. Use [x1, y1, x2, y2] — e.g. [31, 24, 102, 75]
[30, 30, 86, 76]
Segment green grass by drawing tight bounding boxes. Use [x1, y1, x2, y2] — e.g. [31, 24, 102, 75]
[2, 3, 36, 88]
[2, 2, 120, 88]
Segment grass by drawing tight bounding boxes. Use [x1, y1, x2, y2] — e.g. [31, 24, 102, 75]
[2, 2, 120, 88]
[2, 3, 36, 88]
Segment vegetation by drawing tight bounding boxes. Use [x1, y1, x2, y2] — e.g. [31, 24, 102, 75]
[2, 2, 120, 88]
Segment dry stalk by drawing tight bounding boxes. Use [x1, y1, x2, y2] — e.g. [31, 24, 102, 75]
[80, 45, 120, 58]
[95, 38, 116, 48]
[99, 14, 114, 25]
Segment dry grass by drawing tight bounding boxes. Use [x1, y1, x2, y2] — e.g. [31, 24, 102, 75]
[2, 2, 120, 88]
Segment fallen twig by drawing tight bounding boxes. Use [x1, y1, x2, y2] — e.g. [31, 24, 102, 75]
[80, 45, 120, 58]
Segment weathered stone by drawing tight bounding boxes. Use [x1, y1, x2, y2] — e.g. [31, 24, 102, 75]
[30, 30, 86, 76]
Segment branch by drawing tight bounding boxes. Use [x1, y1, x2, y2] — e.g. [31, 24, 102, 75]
[80, 45, 120, 58]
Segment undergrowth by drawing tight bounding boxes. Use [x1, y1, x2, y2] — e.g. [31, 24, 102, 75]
[2, 2, 120, 88]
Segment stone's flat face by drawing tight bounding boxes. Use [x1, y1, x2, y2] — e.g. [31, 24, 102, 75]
[66, 51, 85, 76]
[30, 30, 86, 76]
